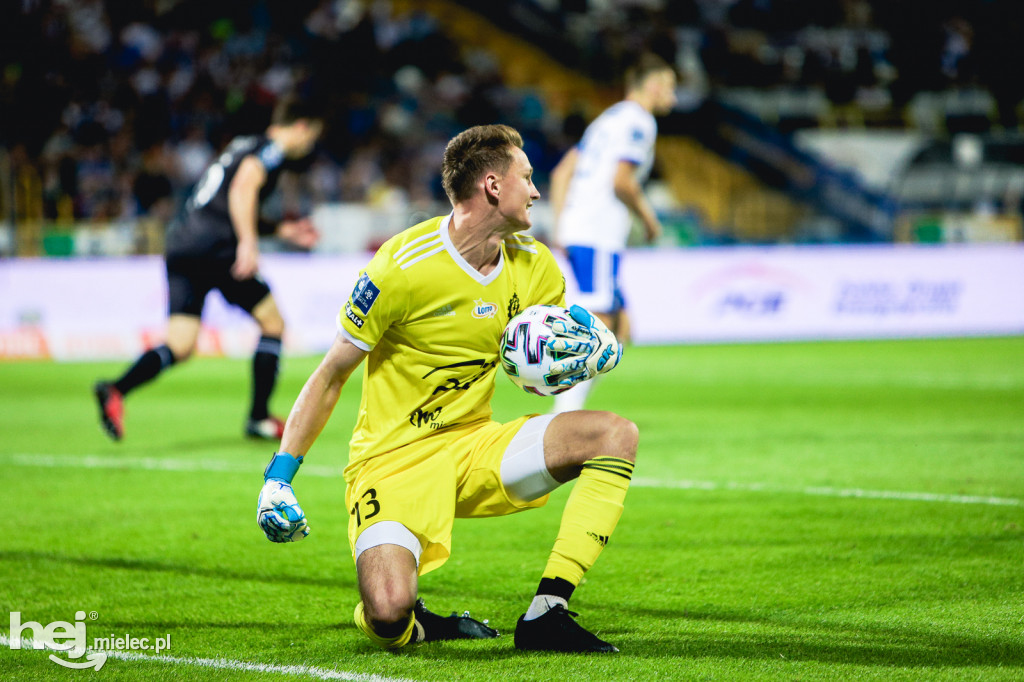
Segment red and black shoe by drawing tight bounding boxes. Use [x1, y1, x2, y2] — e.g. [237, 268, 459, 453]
[93, 382, 124, 442]
[245, 416, 285, 440]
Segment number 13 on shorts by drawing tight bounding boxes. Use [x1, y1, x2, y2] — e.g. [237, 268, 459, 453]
[351, 488, 381, 527]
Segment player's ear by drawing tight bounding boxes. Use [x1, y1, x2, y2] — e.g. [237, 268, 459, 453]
[484, 172, 500, 204]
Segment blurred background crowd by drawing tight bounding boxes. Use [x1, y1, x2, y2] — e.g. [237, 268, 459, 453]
[2, 0, 1023, 254]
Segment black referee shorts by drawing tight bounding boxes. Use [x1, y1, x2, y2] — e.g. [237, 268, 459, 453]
[166, 256, 272, 317]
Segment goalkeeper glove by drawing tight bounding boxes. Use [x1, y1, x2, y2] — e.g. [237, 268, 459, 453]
[258, 452, 310, 543]
[545, 304, 623, 386]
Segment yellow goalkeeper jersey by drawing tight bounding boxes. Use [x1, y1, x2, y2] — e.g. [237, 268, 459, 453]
[337, 213, 566, 470]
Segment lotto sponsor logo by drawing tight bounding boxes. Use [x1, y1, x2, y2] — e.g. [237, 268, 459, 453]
[472, 298, 497, 319]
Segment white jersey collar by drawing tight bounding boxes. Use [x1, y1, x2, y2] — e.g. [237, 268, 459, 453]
[440, 212, 504, 286]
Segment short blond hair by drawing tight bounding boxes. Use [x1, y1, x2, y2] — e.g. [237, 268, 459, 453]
[441, 125, 524, 203]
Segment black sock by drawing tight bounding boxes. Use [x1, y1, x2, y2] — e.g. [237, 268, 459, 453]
[250, 335, 282, 421]
[537, 577, 575, 603]
[113, 345, 175, 396]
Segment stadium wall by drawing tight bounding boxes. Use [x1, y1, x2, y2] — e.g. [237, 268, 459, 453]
[1, 245, 1022, 360]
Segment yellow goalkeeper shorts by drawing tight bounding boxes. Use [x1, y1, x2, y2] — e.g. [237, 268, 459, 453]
[345, 415, 551, 576]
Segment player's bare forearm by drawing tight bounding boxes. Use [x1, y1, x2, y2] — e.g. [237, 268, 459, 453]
[228, 157, 267, 244]
[227, 156, 268, 280]
[636, 198, 663, 242]
[280, 335, 366, 458]
[549, 147, 578, 238]
[613, 167, 662, 243]
[279, 371, 342, 457]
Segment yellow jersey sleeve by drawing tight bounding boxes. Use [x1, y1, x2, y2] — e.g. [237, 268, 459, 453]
[337, 248, 408, 350]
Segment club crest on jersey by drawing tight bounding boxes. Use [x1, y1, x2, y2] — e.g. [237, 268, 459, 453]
[507, 292, 521, 318]
[351, 274, 381, 314]
[472, 298, 497, 319]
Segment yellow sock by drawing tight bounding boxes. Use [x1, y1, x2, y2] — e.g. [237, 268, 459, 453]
[353, 601, 415, 649]
[542, 456, 635, 586]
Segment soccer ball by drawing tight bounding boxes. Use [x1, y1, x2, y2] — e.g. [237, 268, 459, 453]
[500, 304, 623, 397]
[500, 305, 576, 396]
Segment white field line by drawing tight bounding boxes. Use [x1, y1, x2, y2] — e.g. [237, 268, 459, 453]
[7, 453, 344, 478]
[630, 477, 1023, 507]
[0, 633, 413, 681]
[7, 453, 1022, 507]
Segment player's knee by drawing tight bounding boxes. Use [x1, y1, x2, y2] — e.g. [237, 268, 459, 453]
[259, 316, 285, 338]
[363, 590, 415, 631]
[252, 298, 285, 337]
[591, 413, 638, 464]
[165, 342, 194, 362]
[356, 543, 417, 630]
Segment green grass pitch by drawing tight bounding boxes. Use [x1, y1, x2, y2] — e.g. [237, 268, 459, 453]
[2, 337, 1023, 680]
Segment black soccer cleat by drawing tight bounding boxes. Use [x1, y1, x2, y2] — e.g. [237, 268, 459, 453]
[412, 599, 499, 642]
[94, 381, 124, 441]
[514, 604, 618, 653]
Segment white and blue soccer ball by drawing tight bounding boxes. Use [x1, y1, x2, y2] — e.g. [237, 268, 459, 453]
[499, 304, 621, 397]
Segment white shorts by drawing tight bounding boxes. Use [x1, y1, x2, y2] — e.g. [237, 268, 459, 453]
[564, 245, 624, 314]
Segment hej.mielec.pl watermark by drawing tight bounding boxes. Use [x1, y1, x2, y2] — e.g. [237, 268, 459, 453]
[9, 610, 171, 670]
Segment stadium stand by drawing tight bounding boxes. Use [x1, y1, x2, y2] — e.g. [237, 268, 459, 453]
[1, 0, 1022, 255]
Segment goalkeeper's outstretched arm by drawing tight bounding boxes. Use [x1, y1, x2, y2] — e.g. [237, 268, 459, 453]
[259, 334, 366, 543]
[281, 334, 367, 457]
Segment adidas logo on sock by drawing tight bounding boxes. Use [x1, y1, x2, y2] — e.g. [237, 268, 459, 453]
[587, 532, 609, 546]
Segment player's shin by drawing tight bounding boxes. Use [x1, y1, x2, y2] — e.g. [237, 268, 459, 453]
[114, 344, 176, 395]
[354, 601, 415, 649]
[540, 456, 635, 590]
[250, 335, 282, 420]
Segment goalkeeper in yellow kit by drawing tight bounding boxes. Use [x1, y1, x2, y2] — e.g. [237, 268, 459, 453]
[256, 125, 638, 652]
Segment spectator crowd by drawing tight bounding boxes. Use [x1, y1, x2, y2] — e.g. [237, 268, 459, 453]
[2, 0, 1022, 232]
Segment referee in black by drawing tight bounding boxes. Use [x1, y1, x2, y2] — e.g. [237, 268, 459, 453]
[95, 97, 324, 441]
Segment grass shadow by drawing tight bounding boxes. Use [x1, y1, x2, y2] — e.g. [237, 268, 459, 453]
[0, 550, 353, 590]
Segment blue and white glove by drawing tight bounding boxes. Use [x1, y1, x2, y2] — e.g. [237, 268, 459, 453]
[258, 452, 310, 543]
[546, 305, 623, 386]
